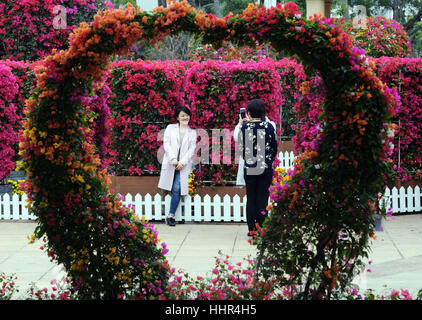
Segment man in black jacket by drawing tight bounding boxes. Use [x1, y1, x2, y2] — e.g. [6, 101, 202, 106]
[238, 99, 278, 237]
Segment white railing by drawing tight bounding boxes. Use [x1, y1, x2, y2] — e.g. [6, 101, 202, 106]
[1, 185, 421, 221]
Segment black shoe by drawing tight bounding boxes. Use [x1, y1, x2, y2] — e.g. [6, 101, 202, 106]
[166, 216, 176, 227]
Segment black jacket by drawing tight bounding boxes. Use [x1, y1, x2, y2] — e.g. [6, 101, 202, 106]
[238, 120, 278, 172]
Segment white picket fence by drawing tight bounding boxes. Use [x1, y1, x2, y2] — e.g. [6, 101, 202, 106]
[1, 185, 421, 221]
[384, 186, 422, 214]
[0, 194, 36, 220]
[0, 193, 247, 222]
[123, 193, 247, 222]
[278, 151, 295, 169]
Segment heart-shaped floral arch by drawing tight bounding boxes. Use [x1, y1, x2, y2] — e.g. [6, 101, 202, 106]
[19, 1, 398, 299]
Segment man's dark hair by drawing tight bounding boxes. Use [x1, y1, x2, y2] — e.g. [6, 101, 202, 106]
[247, 99, 266, 119]
[174, 105, 192, 119]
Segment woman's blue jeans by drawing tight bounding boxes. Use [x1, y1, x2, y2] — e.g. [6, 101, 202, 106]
[169, 170, 181, 216]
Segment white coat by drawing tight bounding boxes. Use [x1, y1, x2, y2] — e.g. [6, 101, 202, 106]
[158, 123, 197, 196]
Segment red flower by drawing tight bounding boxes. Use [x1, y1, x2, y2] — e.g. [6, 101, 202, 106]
[283, 2, 299, 16]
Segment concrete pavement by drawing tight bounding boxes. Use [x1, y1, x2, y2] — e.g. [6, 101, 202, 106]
[1, 213, 422, 299]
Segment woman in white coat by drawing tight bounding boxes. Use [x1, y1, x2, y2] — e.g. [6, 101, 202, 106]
[158, 106, 197, 227]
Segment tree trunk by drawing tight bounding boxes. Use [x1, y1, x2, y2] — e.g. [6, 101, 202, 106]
[404, 6, 422, 35]
[341, 0, 350, 21]
[392, 0, 406, 25]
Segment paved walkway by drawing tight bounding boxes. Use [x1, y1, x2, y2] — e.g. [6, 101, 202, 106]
[1, 213, 422, 299]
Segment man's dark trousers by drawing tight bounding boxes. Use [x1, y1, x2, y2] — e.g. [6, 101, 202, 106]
[244, 167, 273, 232]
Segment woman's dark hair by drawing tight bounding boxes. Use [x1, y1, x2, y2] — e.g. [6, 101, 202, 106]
[247, 99, 266, 119]
[174, 105, 192, 119]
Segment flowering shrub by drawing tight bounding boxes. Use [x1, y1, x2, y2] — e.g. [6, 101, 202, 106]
[4, 261, 422, 300]
[187, 41, 305, 141]
[344, 287, 422, 300]
[0, 62, 19, 180]
[272, 167, 291, 184]
[186, 58, 305, 184]
[188, 171, 198, 197]
[24, 278, 76, 300]
[78, 79, 113, 171]
[0, 273, 18, 300]
[161, 252, 279, 300]
[186, 59, 283, 129]
[343, 16, 412, 58]
[162, 254, 422, 300]
[0, 0, 114, 61]
[8, 179, 26, 196]
[189, 40, 305, 139]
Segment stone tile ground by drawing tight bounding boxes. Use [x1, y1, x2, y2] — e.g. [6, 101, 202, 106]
[1, 214, 421, 298]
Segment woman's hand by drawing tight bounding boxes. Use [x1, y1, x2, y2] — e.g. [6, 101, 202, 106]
[171, 158, 178, 166]
[175, 162, 184, 171]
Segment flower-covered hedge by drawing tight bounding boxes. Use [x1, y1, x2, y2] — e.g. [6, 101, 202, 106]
[343, 16, 412, 58]
[0, 59, 111, 180]
[0, 62, 19, 180]
[185, 58, 284, 184]
[106, 59, 187, 176]
[0, 0, 114, 61]
[293, 57, 422, 182]
[1, 56, 305, 184]
[6, 56, 420, 184]
[4, 56, 420, 186]
[372, 57, 422, 181]
[105, 57, 305, 184]
[1, 60, 38, 166]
